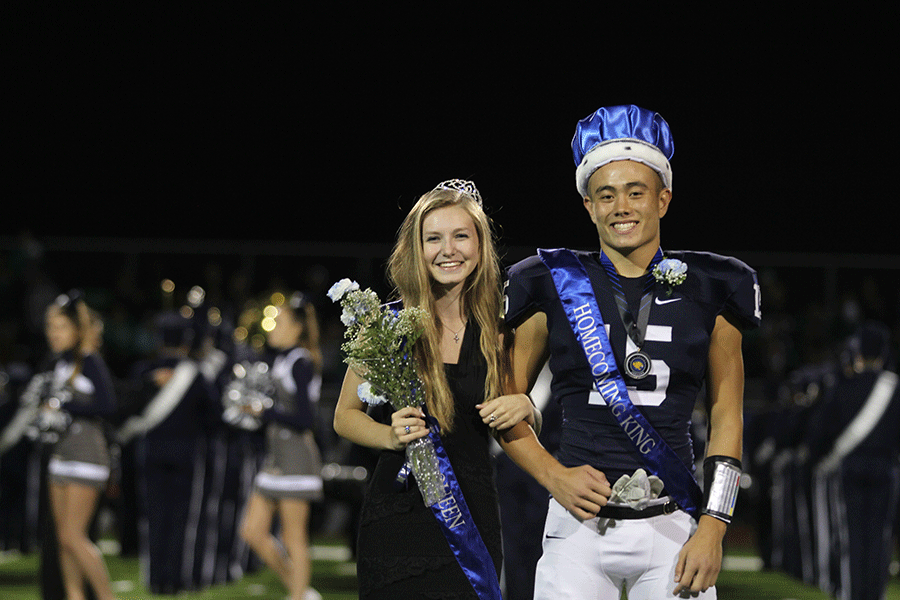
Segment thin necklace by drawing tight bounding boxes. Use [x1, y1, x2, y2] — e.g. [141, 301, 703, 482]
[446, 321, 467, 343]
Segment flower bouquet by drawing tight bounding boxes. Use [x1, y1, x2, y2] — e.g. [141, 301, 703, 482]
[328, 279, 445, 506]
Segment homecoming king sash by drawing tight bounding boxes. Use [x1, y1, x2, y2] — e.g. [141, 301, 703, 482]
[538, 248, 702, 518]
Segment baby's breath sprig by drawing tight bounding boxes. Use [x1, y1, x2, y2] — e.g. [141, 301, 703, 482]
[328, 279, 428, 409]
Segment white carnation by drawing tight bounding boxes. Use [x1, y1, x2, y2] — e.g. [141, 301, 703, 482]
[328, 278, 360, 302]
[357, 381, 388, 405]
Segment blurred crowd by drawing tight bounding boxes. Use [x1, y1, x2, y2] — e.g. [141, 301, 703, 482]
[1, 232, 899, 598]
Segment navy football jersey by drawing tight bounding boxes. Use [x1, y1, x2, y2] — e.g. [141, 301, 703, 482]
[504, 249, 761, 485]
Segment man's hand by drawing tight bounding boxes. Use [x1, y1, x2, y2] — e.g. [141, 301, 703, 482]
[672, 312, 743, 594]
[673, 515, 726, 594]
[499, 422, 611, 520]
[546, 463, 611, 520]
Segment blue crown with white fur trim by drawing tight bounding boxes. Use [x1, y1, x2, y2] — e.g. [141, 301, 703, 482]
[572, 105, 674, 198]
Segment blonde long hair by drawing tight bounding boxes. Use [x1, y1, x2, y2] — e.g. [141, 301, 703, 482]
[387, 186, 503, 433]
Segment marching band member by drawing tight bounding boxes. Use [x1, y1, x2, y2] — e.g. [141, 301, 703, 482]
[807, 321, 899, 600]
[120, 310, 220, 594]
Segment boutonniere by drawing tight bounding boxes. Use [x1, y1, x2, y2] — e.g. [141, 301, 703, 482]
[652, 258, 688, 296]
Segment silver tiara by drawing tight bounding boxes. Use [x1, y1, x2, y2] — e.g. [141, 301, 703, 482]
[433, 179, 482, 206]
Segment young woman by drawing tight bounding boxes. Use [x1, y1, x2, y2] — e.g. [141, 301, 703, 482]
[44, 291, 118, 600]
[333, 180, 540, 599]
[238, 291, 324, 600]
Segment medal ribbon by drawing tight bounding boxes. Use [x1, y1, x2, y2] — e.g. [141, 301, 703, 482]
[538, 248, 702, 518]
[598, 249, 662, 351]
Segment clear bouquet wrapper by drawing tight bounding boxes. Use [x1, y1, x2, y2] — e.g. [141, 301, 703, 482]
[330, 279, 443, 507]
[405, 436, 444, 506]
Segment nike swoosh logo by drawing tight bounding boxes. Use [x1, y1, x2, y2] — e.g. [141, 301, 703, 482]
[655, 297, 681, 305]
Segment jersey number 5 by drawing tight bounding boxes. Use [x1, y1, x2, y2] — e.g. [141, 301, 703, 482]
[588, 324, 671, 407]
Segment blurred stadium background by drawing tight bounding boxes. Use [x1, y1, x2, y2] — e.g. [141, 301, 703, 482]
[2, 233, 898, 598]
[5, 6, 895, 597]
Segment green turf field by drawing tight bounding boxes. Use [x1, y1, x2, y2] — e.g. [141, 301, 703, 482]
[2, 542, 898, 599]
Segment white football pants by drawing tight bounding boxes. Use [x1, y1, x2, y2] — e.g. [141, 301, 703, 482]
[534, 498, 717, 599]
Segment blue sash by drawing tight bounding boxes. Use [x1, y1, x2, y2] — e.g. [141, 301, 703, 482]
[538, 248, 702, 518]
[395, 416, 502, 600]
[385, 299, 500, 597]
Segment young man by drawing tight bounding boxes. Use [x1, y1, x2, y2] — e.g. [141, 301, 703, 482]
[498, 105, 761, 598]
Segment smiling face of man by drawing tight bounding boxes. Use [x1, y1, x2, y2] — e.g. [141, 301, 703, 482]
[583, 160, 671, 275]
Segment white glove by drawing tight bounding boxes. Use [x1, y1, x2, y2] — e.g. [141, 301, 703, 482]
[609, 468, 664, 510]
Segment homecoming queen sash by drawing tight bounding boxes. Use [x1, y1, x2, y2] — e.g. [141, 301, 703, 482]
[538, 248, 702, 518]
[386, 299, 500, 599]
[427, 416, 501, 599]
[395, 412, 502, 600]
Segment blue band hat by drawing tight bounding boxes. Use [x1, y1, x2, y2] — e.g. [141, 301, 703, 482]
[572, 105, 674, 198]
[848, 321, 892, 361]
[288, 291, 309, 312]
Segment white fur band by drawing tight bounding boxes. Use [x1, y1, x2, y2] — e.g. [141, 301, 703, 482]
[575, 138, 673, 198]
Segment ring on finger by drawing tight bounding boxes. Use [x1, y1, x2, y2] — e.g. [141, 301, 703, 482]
[405, 425, 411, 433]
[489, 414, 496, 423]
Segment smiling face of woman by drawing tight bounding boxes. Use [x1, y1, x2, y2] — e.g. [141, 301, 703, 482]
[421, 204, 480, 293]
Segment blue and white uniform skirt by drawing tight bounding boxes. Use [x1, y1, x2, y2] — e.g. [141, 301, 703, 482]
[254, 427, 323, 501]
[48, 417, 111, 489]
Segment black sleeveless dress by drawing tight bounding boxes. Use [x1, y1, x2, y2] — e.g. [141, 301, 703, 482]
[355, 322, 503, 599]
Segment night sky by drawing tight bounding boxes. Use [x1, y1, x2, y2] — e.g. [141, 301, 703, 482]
[8, 8, 895, 257]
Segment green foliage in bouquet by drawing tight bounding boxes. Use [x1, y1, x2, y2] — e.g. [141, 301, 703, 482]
[329, 279, 428, 409]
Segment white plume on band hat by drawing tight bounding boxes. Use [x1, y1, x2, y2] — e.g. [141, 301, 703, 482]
[572, 105, 674, 198]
